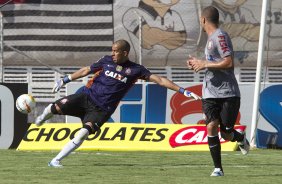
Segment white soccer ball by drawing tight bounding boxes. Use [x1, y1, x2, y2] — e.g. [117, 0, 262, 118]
[16, 94, 36, 114]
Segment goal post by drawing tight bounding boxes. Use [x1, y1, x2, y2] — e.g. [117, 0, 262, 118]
[250, 0, 269, 148]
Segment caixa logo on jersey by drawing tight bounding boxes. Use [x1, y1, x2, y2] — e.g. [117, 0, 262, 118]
[169, 125, 246, 148]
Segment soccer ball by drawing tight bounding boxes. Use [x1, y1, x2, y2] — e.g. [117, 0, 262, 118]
[16, 94, 36, 114]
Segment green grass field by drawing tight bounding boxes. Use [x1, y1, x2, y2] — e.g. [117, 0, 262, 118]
[0, 149, 281, 184]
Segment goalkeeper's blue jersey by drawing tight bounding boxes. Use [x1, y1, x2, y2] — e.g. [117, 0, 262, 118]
[82, 55, 151, 113]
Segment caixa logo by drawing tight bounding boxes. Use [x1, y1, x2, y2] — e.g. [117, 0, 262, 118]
[169, 125, 246, 148]
[0, 84, 30, 149]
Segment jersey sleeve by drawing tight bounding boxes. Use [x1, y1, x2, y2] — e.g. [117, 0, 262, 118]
[216, 32, 233, 58]
[90, 56, 105, 73]
[138, 65, 152, 80]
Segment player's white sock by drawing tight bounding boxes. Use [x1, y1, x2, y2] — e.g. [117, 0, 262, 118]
[42, 104, 53, 117]
[52, 128, 89, 162]
[35, 104, 53, 126]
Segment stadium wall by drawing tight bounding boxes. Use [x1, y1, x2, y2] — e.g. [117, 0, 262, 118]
[2, 0, 282, 67]
[0, 83, 30, 149]
[0, 82, 280, 150]
[66, 82, 282, 149]
[1, 0, 282, 150]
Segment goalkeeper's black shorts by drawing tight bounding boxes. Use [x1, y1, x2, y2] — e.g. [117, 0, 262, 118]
[54, 92, 112, 129]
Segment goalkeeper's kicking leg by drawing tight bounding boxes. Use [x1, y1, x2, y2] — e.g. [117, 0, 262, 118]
[35, 103, 54, 126]
[35, 93, 111, 167]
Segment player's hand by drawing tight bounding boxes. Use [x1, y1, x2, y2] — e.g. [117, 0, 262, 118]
[179, 87, 202, 100]
[52, 79, 65, 93]
[186, 55, 193, 70]
[188, 55, 206, 72]
[52, 75, 72, 93]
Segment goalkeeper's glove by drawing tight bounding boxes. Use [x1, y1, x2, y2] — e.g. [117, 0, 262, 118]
[178, 87, 202, 100]
[52, 75, 72, 93]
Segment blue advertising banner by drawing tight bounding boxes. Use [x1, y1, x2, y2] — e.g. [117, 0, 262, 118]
[67, 82, 282, 149]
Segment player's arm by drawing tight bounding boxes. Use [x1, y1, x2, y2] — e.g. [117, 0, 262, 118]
[205, 55, 233, 69]
[148, 74, 180, 91]
[69, 66, 91, 81]
[52, 56, 105, 93]
[188, 55, 233, 72]
[52, 66, 91, 93]
[148, 74, 201, 100]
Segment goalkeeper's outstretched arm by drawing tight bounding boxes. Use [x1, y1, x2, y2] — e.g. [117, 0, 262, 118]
[52, 66, 91, 93]
[69, 66, 91, 80]
[148, 74, 201, 100]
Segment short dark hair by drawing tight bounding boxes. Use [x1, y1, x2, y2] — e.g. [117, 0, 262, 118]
[202, 6, 219, 25]
[114, 39, 131, 52]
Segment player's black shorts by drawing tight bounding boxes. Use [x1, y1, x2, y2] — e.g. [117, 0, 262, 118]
[54, 93, 112, 129]
[202, 97, 240, 133]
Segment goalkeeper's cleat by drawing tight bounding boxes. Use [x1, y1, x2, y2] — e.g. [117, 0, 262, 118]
[35, 104, 53, 127]
[210, 168, 224, 176]
[48, 160, 63, 168]
[238, 132, 250, 155]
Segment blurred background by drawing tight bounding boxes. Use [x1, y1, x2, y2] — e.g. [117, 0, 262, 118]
[1, 0, 282, 128]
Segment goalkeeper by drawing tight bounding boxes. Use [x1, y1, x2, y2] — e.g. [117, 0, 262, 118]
[35, 39, 201, 168]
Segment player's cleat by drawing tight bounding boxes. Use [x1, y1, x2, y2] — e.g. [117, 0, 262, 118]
[238, 132, 250, 155]
[210, 168, 224, 176]
[35, 104, 53, 126]
[48, 160, 63, 168]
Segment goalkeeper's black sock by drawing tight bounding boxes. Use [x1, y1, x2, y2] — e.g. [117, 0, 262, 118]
[208, 136, 222, 171]
[231, 130, 244, 142]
